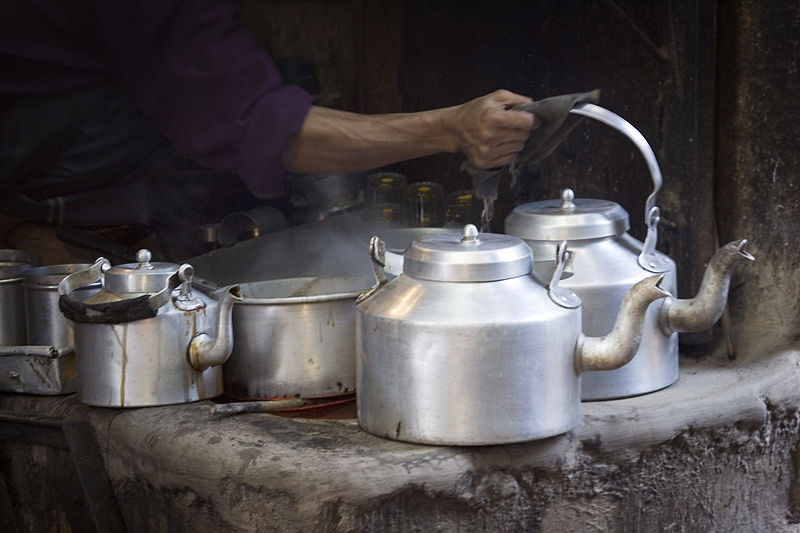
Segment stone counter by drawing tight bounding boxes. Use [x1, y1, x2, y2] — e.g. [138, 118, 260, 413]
[2, 350, 800, 532]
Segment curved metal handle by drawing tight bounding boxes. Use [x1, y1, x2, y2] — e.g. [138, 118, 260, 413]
[547, 241, 581, 309]
[58, 257, 110, 296]
[569, 103, 670, 273]
[356, 236, 389, 304]
[57, 257, 183, 324]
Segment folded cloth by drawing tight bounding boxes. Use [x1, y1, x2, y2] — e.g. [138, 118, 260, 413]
[461, 89, 601, 203]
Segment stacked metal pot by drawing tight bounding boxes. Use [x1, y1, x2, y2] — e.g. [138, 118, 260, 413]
[0, 249, 40, 346]
[0, 250, 96, 395]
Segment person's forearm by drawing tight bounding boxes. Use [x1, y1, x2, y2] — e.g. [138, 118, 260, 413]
[283, 90, 538, 175]
[284, 106, 457, 175]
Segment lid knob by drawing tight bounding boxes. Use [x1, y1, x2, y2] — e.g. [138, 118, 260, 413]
[560, 189, 576, 210]
[135, 249, 153, 270]
[460, 224, 479, 243]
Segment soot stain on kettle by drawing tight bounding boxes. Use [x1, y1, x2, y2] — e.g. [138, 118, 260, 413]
[111, 324, 128, 407]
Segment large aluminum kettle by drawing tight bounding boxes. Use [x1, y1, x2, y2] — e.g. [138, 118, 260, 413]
[355, 225, 669, 445]
[58, 250, 241, 407]
[505, 104, 754, 400]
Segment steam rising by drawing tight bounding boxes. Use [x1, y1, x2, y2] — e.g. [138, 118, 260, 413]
[188, 212, 397, 287]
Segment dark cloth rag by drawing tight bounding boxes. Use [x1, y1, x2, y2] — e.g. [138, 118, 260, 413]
[462, 90, 601, 202]
[59, 294, 158, 324]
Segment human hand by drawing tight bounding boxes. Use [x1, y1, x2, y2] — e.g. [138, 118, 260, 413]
[446, 90, 539, 169]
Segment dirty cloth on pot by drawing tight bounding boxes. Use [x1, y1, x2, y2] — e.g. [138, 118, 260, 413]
[461, 90, 601, 204]
[59, 294, 159, 324]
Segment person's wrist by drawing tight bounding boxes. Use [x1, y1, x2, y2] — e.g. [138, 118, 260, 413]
[435, 105, 463, 154]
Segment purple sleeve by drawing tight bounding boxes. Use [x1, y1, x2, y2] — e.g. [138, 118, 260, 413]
[94, 0, 314, 198]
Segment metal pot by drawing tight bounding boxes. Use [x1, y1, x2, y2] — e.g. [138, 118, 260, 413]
[0, 249, 40, 345]
[58, 250, 241, 407]
[505, 103, 753, 400]
[355, 225, 669, 445]
[223, 276, 371, 399]
[23, 264, 100, 348]
[1, 264, 101, 396]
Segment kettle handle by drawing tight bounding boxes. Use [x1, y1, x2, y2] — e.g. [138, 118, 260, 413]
[58, 257, 110, 297]
[546, 241, 581, 309]
[569, 103, 671, 273]
[57, 258, 184, 324]
[356, 236, 389, 304]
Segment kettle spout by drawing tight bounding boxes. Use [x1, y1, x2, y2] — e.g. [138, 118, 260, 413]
[577, 274, 671, 372]
[188, 285, 242, 372]
[659, 239, 754, 335]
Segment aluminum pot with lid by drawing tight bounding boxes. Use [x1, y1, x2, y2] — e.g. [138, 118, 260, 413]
[58, 250, 242, 407]
[0, 249, 40, 345]
[355, 224, 669, 445]
[505, 103, 754, 400]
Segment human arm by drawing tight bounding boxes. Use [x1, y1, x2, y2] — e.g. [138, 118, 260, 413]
[284, 90, 539, 175]
[93, 0, 536, 196]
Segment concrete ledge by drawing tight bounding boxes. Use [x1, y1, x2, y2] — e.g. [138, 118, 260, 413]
[2, 350, 800, 531]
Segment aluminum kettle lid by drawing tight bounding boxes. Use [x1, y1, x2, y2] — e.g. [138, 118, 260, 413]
[403, 224, 532, 282]
[505, 188, 630, 241]
[103, 249, 181, 294]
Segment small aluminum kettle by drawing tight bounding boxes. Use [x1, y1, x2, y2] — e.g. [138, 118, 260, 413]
[505, 104, 754, 400]
[355, 225, 669, 445]
[58, 250, 241, 407]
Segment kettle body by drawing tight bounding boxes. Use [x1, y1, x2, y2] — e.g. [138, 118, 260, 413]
[357, 271, 582, 445]
[71, 302, 222, 407]
[529, 233, 678, 400]
[508, 190, 750, 400]
[506, 103, 751, 400]
[506, 102, 679, 400]
[59, 250, 240, 407]
[356, 225, 669, 444]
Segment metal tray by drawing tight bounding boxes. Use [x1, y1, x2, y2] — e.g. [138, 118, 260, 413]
[0, 346, 77, 395]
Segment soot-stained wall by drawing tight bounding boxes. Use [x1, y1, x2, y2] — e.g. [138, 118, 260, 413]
[715, 1, 800, 360]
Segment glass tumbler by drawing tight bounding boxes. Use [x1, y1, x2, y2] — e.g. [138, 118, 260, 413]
[446, 189, 483, 227]
[406, 181, 445, 227]
[364, 172, 407, 224]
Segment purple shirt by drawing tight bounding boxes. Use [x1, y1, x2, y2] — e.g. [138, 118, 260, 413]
[0, 0, 314, 197]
